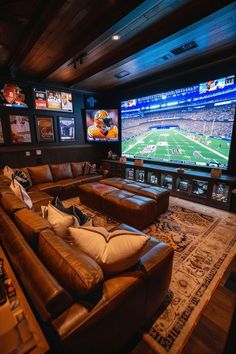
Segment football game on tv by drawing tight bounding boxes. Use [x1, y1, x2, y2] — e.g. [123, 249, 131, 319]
[85, 109, 119, 142]
[121, 75, 236, 170]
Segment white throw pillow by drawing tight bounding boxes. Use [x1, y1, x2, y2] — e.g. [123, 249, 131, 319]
[69, 226, 150, 274]
[10, 179, 33, 209]
[3, 165, 14, 180]
[44, 204, 79, 240]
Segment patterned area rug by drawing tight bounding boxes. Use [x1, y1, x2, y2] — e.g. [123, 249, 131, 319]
[64, 197, 236, 354]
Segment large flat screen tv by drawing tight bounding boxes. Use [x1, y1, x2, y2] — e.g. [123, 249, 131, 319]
[121, 75, 236, 170]
[85, 109, 119, 142]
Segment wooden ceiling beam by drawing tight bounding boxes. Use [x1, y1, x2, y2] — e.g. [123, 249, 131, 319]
[8, 0, 65, 70]
[68, 0, 234, 86]
[40, 0, 144, 79]
[112, 43, 236, 93]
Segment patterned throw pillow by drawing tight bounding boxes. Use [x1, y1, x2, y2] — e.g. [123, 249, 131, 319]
[69, 226, 150, 274]
[84, 162, 97, 175]
[41, 204, 79, 241]
[10, 178, 33, 209]
[52, 196, 91, 226]
[13, 169, 32, 191]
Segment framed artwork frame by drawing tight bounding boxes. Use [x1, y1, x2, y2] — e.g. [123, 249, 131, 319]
[35, 116, 55, 142]
[58, 116, 75, 142]
[0, 82, 29, 108]
[9, 115, 32, 144]
[0, 118, 4, 144]
[34, 88, 73, 112]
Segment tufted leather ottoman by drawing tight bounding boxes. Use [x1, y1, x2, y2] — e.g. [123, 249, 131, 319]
[78, 182, 117, 210]
[78, 182, 157, 229]
[100, 177, 169, 217]
[102, 189, 157, 229]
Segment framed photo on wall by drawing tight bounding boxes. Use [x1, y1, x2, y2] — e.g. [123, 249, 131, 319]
[35, 116, 55, 142]
[9, 115, 32, 144]
[58, 116, 75, 141]
[0, 118, 4, 143]
[0, 83, 29, 108]
[34, 89, 73, 112]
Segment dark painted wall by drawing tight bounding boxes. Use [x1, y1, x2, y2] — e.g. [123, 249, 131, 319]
[0, 80, 118, 168]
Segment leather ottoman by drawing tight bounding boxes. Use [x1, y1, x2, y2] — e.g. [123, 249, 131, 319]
[100, 177, 169, 217]
[78, 182, 117, 210]
[78, 182, 157, 229]
[103, 189, 157, 229]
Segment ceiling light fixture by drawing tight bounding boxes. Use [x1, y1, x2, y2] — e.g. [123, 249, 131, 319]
[114, 70, 130, 79]
[112, 34, 120, 41]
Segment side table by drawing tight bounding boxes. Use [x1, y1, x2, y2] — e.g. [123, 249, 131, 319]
[0, 247, 49, 353]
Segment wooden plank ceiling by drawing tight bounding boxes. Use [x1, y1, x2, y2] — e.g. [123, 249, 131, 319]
[0, 0, 235, 91]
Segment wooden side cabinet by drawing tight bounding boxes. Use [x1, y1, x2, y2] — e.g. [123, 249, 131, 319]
[0, 247, 49, 354]
[102, 160, 236, 211]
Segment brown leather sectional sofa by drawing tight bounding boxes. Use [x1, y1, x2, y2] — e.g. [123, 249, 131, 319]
[0, 162, 174, 354]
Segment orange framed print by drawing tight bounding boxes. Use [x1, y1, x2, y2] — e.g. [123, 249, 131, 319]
[35, 116, 55, 142]
[9, 115, 32, 144]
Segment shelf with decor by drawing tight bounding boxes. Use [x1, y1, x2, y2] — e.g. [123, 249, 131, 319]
[102, 159, 236, 211]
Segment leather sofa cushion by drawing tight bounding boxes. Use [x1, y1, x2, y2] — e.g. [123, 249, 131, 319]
[71, 162, 85, 177]
[1, 191, 26, 214]
[28, 190, 53, 212]
[14, 208, 52, 249]
[50, 163, 73, 181]
[28, 165, 53, 185]
[39, 229, 104, 297]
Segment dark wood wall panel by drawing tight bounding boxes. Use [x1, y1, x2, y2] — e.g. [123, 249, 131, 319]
[0, 144, 111, 169]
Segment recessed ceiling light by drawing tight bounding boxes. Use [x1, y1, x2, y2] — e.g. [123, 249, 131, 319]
[114, 70, 130, 79]
[112, 35, 120, 41]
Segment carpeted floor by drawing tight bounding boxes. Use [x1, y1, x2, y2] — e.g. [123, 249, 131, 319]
[64, 196, 236, 354]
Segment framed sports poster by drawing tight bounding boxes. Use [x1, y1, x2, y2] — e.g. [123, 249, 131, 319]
[0, 118, 4, 143]
[34, 89, 73, 112]
[9, 115, 32, 144]
[36, 116, 55, 142]
[0, 83, 28, 108]
[58, 117, 75, 141]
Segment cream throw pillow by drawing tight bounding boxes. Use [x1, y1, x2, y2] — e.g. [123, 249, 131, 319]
[69, 226, 150, 274]
[44, 204, 79, 241]
[10, 178, 33, 209]
[3, 165, 14, 180]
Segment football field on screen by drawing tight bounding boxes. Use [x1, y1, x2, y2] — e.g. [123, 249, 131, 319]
[122, 128, 230, 165]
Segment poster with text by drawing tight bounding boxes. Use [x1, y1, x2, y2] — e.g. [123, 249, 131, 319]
[34, 89, 73, 112]
[58, 117, 75, 141]
[9, 115, 32, 144]
[36, 116, 55, 142]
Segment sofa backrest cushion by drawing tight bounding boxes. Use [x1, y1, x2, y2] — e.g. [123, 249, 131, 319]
[0, 207, 73, 319]
[39, 229, 104, 297]
[1, 191, 26, 214]
[50, 163, 73, 181]
[71, 162, 85, 177]
[28, 165, 53, 185]
[14, 208, 52, 250]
